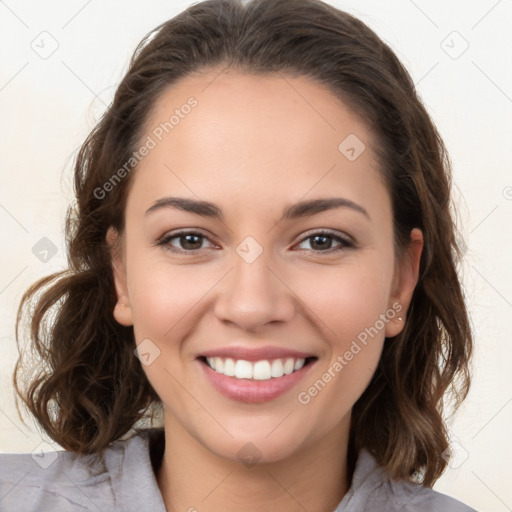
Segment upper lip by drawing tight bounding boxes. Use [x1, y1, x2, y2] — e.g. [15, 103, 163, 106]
[198, 346, 316, 362]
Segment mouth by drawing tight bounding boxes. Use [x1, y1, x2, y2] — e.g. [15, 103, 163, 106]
[198, 355, 318, 380]
[196, 355, 318, 403]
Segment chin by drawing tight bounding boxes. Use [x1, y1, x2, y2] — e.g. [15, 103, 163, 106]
[221, 437, 303, 467]
[195, 418, 314, 467]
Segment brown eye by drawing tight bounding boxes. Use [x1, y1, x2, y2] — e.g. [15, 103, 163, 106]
[295, 231, 354, 253]
[156, 229, 354, 255]
[157, 230, 215, 253]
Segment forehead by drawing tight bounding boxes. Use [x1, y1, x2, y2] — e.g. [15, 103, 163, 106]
[144, 68, 372, 157]
[129, 68, 388, 221]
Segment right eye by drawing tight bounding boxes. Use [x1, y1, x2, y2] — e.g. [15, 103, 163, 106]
[156, 230, 216, 254]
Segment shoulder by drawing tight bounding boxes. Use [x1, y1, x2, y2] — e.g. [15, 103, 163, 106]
[0, 428, 165, 512]
[383, 476, 478, 512]
[337, 450, 478, 512]
[0, 440, 121, 511]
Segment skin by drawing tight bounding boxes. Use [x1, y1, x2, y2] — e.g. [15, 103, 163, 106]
[108, 67, 423, 512]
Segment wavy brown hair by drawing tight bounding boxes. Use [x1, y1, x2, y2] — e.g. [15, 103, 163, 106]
[14, 0, 472, 486]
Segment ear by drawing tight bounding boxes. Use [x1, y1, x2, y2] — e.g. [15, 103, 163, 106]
[385, 228, 423, 337]
[106, 227, 133, 327]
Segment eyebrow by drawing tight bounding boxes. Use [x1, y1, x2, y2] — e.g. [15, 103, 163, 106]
[145, 196, 370, 221]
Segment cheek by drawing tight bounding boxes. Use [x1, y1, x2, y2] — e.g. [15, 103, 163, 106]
[293, 257, 392, 410]
[297, 257, 393, 343]
[125, 246, 216, 341]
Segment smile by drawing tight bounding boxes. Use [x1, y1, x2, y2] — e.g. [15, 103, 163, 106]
[197, 355, 318, 403]
[204, 356, 315, 380]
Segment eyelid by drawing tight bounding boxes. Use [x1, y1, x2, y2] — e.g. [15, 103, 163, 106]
[293, 229, 355, 253]
[155, 228, 218, 250]
[295, 227, 355, 245]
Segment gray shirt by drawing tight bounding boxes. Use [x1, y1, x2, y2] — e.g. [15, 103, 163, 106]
[0, 428, 477, 511]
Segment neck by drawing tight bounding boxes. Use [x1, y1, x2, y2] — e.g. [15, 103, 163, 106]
[156, 412, 351, 512]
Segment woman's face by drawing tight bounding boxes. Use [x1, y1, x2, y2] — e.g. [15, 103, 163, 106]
[110, 68, 422, 463]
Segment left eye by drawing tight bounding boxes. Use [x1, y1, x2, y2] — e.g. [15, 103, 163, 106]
[295, 231, 354, 252]
[156, 230, 354, 254]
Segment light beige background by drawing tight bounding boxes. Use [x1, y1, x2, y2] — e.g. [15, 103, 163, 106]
[1, 1, 511, 510]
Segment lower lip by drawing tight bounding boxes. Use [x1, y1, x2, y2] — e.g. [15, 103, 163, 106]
[197, 358, 316, 404]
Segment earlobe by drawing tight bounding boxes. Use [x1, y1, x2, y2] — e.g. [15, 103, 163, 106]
[385, 228, 423, 338]
[113, 301, 134, 327]
[106, 227, 134, 327]
[385, 311, 405, 338]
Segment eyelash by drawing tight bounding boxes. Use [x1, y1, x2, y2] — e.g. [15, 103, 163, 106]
[155, 229, 355, 255]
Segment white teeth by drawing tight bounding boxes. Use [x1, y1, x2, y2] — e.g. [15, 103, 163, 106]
[223, 357, 235, 376]
[294, 358, 305, 371]
[283, 358, 295, 375]
[253, 361, 271, 380]
[205, 356, 309, 379]
[234, 360, 253, 379]
[270, 359, 284, 377]
[214, 357, 224, 373]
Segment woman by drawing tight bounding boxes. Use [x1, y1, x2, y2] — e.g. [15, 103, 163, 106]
[0, 0, 476, 510]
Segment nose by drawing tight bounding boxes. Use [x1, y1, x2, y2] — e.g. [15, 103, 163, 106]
[213, 248, 296, 332]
